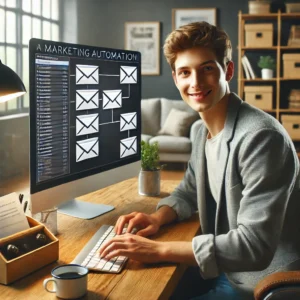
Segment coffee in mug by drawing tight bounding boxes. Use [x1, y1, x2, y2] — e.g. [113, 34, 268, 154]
[43, 264, 88, 299]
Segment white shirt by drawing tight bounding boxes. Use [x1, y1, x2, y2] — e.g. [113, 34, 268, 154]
[205, 129, 224, 203]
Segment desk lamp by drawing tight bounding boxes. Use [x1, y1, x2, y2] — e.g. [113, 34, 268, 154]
[0, 60, 26, 196]
[0, 59, 26, 102]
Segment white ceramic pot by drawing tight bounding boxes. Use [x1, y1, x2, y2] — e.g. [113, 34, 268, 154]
[261, 68, 273, 79]
[138, 170, 160, 196]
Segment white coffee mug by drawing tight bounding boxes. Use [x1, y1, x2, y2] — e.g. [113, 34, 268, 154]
[43, 264, 88, 299]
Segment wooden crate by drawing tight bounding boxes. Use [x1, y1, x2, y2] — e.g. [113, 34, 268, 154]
[0, 216, 59, 285]
[248, 1, 270, 14]
[245, 23, 273, 47]
[286, 3, 300, 13]
[283, 54, 300, 78]
[244, 85, 273, 110]
[281, 115, 300, 140]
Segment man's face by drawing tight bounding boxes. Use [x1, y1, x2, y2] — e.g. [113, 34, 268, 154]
[172, 46, 233, 114]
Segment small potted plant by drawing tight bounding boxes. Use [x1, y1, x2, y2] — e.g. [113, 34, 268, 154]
[139, 141, 165, 196]
[258, 55, 276, 79]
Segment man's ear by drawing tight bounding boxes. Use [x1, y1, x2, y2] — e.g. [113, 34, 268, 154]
[226, 61, 234, 82]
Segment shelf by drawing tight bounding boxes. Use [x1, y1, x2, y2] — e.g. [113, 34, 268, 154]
[241, 13, 278, 20]
[241, 47, 278, 50]
[281, 13, 300, 19]
[238, 10, 300, 145]
[281, 46, 300, 50]
[279, 109, 300, 112]
[263, 109, 277, 113]
[241, 78, 277, 82]
[280, 78, 300, 81]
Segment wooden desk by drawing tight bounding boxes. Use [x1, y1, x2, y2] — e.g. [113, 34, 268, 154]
[0, 178, 200, 300]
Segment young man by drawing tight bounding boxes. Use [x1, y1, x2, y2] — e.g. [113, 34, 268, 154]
[100, 22, 300, 299]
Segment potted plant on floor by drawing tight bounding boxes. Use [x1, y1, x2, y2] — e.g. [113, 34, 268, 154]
[258, 55, 276, 79]
[139, 141, 165, 196]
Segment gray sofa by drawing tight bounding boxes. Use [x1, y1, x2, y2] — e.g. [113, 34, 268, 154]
[141, 98, 203, 163]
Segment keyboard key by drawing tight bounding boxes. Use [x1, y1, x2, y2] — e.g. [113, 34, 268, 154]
[73, 225, 128, 273]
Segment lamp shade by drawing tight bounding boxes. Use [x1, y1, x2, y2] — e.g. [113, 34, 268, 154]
[0, 59, 26, 103]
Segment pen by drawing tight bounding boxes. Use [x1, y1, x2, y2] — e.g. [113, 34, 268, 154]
[23, 201, 28, 213]
[19, 194, 24, 204]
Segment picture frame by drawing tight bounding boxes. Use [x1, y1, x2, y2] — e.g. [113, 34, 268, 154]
[172, 8, 217, 30]
[125, 22, 160, 75]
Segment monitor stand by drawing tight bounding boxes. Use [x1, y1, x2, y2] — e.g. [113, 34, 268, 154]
[57, 199, 114, 220]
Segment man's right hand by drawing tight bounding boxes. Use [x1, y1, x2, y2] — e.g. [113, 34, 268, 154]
[115, 212, 160, 237]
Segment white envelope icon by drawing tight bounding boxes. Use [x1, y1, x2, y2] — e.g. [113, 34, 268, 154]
[120, 136, 137, 158]
[120, 66, 137, 84]
[76, 114, 99, 136]
[76, 64, 99, 85]
[76, 90, 99, 110]
[103, 90, 122, 110]
[76, 137, 99, 162]
[120, 112, 137, 131]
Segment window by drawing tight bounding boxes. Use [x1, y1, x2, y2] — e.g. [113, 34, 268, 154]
[0, 0, 60, 116]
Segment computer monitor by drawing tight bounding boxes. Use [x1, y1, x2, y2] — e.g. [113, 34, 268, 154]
[29, 38, 141, 219]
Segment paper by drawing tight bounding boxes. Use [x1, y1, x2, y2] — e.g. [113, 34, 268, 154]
[0, 193, 30, 239]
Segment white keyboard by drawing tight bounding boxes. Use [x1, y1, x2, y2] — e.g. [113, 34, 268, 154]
[72, 225, 128, 273]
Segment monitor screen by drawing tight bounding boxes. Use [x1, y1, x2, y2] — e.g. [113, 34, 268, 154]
[29, 38, 141, 217]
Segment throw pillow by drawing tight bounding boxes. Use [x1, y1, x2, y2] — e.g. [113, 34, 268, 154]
[158, 108, 199, 137]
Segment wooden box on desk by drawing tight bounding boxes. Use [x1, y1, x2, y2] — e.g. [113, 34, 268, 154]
[244, 23, 273, 47]
[0, 216, 59, 285]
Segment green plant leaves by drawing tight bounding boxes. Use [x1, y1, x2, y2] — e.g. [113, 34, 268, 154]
[141, 140, 162, 171]
[257, 55, 276, 70]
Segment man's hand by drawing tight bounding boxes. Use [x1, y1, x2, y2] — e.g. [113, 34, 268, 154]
[99, 234, 166, 263]
[99, 234, 197, 265]
[114, 206, 178, 237]
[115, 212, 160, 237]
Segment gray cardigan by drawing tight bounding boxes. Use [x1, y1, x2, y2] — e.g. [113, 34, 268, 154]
[157, 93, 300, 298]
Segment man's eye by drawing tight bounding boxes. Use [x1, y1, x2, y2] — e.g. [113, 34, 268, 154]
[179, 70, 189, 76]
[204, 66, 213, 71]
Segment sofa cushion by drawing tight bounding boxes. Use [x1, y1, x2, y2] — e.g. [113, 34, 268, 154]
[150, 135, 191, 153]
[141, 134, 152, 143]
[158, 108, 199, 137]
[141, 98, 161, 136]
[160, 98, 199, 128]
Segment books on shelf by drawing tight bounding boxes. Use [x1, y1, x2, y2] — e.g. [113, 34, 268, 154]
[242, 55, 256, 79]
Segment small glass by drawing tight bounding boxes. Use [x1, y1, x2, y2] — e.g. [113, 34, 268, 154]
[32, 207, 58, 235]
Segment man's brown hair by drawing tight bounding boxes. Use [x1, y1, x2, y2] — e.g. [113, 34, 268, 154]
[163, 22, 232, 71]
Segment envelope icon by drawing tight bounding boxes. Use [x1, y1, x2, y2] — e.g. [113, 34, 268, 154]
[120, 66, 137, 84]
[76, 137, 99, 162]
[120, 136, 137, 158]
[76, 64, 99, 85]
[76, 90, 99, 110]
[76, 114, 99, 136]
[103, 90, 122, 110]
[120, 112, 137, 131]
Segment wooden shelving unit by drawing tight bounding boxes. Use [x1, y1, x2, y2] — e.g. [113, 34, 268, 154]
[238, 10, 300, 150]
